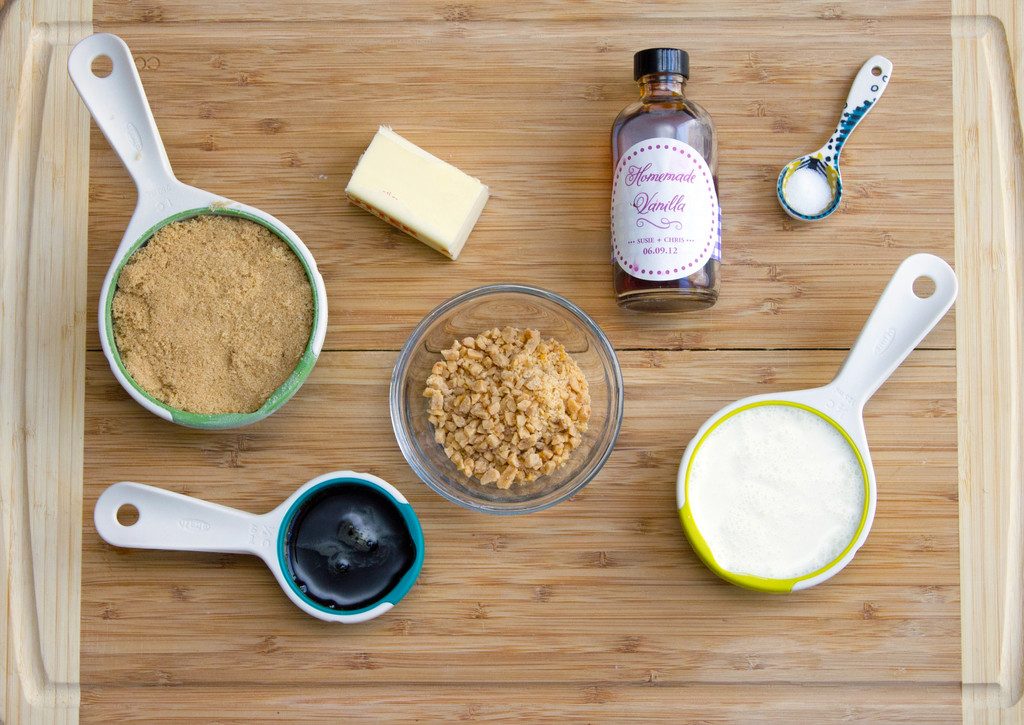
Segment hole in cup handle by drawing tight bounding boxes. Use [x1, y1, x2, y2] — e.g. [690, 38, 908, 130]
[116, 503, 140, 526]
[91, 54, 113, 78]
[912, 275, 936, 299]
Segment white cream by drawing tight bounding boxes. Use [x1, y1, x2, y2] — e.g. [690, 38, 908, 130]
[687, 404, 865, 580]
[783, 166, 834, 216]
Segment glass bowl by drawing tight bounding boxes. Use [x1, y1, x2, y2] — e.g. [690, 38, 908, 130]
[390, 284, 624, 514]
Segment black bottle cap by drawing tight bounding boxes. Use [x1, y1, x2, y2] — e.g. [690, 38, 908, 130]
[633, 48, 689, 80]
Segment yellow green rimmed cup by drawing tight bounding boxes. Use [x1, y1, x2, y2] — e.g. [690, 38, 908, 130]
[69, 34, 327, 429]
[679, 400, 872, 592]
[676, 254, 957, 592]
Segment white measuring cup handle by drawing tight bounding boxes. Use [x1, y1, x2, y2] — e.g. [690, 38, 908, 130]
[831, 253, 957, 408]
[822, 55, 893, 161]
[68, 33, 176, 192]
[94, 482, 265, 556]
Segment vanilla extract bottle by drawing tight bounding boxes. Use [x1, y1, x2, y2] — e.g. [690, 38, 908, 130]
[611, 48, 721, 312]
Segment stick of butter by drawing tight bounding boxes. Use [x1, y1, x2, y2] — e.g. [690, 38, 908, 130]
[345, 126, 489, 260]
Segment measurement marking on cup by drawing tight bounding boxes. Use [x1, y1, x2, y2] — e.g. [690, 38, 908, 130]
[249, 523, 274, 549]
[825, 387, 856, 416]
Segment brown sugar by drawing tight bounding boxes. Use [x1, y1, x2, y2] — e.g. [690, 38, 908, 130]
[111, 214, 314, 415]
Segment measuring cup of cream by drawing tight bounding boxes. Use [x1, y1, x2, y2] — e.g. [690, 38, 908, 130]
[68, 34, 328, 429]
[677, 254, 956, 592]
[94, 471, 424, 623]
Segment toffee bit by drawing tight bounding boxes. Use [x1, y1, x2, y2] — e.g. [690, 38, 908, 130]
[424, 327, 591, 487]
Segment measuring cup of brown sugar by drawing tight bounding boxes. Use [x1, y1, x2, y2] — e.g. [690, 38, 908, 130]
[68, 34, 327, 429]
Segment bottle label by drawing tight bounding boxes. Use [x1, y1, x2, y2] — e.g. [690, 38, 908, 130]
[611, 138, 720, 281]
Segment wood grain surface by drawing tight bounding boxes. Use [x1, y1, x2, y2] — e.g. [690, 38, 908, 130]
[9, 0, 1023, 721]
[85, 15, 955, 352]
[82, 351, 959, 721]
[78, 4, 961, 720]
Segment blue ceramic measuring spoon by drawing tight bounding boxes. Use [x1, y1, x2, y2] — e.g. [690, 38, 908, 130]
[777, 55, 893, 221]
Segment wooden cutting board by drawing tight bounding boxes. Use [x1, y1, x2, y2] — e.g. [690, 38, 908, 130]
[1, 0, 1020, 722]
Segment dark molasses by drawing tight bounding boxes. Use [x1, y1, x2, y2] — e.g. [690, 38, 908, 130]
[285, 483, 416, 611]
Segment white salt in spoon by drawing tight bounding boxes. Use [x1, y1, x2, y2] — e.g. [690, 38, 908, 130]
[777, 55, 893, 221]
[68, 33, 328, 429]
[676, 253, 956, 591]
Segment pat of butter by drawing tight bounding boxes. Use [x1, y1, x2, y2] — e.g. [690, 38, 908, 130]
[345, 126, 489, 260]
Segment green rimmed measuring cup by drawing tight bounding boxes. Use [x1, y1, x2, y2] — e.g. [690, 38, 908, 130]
[68, 34, 327, 428]
[677, 254, 956, 592]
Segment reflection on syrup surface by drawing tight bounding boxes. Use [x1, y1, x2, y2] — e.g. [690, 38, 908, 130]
[285, 484, 416, 611]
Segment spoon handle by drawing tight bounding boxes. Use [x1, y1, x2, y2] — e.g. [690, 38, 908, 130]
[94, 482, 266, 556]
[821, 55, 893, 163]
[831, 253, 957, 409]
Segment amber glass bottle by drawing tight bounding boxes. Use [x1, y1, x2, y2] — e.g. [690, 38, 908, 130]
[611, 48, 720, 312]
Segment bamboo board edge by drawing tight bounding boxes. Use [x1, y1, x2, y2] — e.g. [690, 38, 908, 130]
[953, 2, 1024, 724]
[0, 0, 90, 723]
